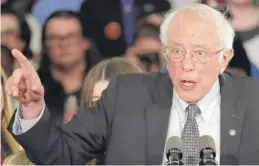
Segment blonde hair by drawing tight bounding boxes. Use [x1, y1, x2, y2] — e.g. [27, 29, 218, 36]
[80, 57, 141, 110]
[3, 150, 34, 165]
[1, 66, 23, 156]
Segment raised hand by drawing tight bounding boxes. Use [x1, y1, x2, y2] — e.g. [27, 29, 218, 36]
[5, 49, 45, 119]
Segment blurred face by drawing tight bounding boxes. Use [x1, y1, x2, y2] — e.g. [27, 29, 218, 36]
[45, 17, 89, 67]
[128, 37, 164, 73]
[1, 14, 24, 50]
[134, 37, 161, 55]
[166, 10, 233, 103]
[91, 80, 109, 105]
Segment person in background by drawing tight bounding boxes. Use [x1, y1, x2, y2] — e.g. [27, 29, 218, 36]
[81, 57, 142, 110]
[38, 10, 100, 126]
[126, 22, 164, 73]
[1, 67, 23, 163]
[226, 0, 259, 78]
[0, 6, 37, 70]
[2, 0, 42, 56]
[79, 0, 171, 58]
[1, 45, 14, 77]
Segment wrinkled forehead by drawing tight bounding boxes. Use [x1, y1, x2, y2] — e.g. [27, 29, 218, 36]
[167, 9, 222, 49]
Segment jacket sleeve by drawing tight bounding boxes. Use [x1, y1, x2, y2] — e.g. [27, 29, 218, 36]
[7, 77, 119, 165]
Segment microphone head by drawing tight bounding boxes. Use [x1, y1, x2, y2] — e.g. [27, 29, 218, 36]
[198, 135, 216, 153]
[166, 136, 184, 152]
[166, 136, 184, 161]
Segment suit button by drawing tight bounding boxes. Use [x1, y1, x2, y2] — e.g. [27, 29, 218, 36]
[229, 129, 236, 136]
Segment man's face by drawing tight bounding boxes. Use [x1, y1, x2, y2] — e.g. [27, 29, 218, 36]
[1, 14, 24, 51]
[166, 10, 232, 103]
[45, 17, 89, 67]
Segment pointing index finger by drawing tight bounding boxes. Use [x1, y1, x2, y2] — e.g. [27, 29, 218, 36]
[11, 49, 33, 70]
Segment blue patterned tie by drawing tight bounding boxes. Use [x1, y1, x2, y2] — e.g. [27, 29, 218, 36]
[182, 104, 201, 165]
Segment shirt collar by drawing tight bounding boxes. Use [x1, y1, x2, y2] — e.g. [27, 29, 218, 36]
[173, 79, 220, 124]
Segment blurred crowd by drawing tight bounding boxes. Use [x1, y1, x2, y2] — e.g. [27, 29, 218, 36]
[1, 0, 259, 165]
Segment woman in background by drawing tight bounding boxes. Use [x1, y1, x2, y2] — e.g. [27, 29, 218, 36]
[1, 67, 23, 163]
[1, 7, 37, 70]
[81, 57, 141, 110]
[80, 57, 141, 165]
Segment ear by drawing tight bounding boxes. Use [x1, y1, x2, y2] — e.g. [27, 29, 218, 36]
[161, 43, 168, 64]
[161, 43, 166, 52]
[219, 48, 234, 74]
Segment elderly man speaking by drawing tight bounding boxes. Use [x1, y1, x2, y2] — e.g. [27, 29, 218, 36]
[5, 3, 259, 165]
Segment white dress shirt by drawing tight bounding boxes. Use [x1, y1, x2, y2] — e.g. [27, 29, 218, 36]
[12, 105, 45, 135]
[163, 79, 221, 164]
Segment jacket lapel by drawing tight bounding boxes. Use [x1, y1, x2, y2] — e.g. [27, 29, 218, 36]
[219, 73, 247, 165]
[145, 73, 173, 165]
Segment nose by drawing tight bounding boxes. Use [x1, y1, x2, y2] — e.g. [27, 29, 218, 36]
[60, 37, 70, 48]
[182, 53, 195, 72]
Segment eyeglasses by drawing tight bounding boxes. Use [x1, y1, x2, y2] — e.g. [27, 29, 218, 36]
[45, 33, 82, 48]
[163, 46, 225, 64]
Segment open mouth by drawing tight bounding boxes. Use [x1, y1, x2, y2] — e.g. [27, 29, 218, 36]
[180, 80, 196, 90]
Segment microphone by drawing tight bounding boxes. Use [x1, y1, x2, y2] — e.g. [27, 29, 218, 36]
[198, 135, 218, 165]
[165, 136, 184, 165]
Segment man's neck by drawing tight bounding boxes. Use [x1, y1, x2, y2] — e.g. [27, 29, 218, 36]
[51, 61, 86, 94]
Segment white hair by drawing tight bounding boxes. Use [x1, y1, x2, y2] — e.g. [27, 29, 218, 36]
[160, 3, 235, 49]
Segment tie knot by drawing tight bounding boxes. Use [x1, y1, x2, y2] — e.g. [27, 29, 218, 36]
[186, 104, 200, 120]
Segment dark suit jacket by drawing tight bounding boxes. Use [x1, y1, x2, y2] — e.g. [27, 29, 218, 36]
[79, 0, 170, 58]
[8, 72, 259, 165]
